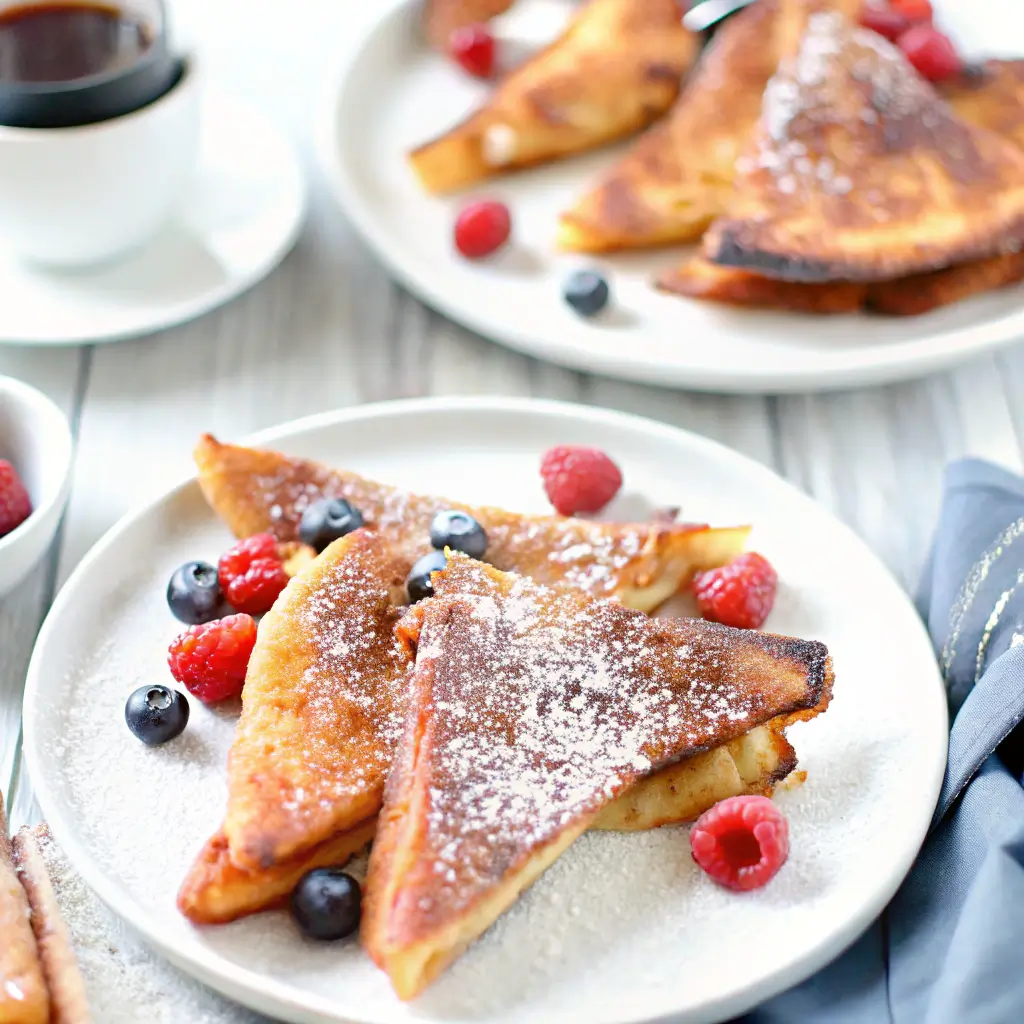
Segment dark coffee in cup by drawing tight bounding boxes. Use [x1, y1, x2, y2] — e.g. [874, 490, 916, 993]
[0, 0, 178, 128]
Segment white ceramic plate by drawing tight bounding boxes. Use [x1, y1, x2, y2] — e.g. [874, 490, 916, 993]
[24, 398, 947, 1024]
[0, 90, 305, 346]
[316, 0, 1024, 393]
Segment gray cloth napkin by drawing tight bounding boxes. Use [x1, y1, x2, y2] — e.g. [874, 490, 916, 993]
[744, 458, 1024, 1024]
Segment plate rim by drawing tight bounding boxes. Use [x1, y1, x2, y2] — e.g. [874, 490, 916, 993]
[0, 89, 307, 347]
[313, 0, 1024, 395]
[23, 395, 949, 1024]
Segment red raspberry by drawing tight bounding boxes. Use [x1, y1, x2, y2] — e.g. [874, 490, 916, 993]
[693, 552, 777, 630]
[540, 445, 623, 516]
[859, 5, 910, 41]
[449, 23, 496, 78]
[0, 459, 32, 538]
[454, 200, 511, 259]
[690, 795, 789, 892]
[167, 613, 257, 704]
[898, 24, 960, 82]
[218, 533, 289, 615]
[891, 0, 933, 22]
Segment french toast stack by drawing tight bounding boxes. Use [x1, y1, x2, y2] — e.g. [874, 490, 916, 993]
[416, 0, 1024, 316]
[178, 436, 834, 1000]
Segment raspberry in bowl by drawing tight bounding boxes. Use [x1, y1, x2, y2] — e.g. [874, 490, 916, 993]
[0, 375, 73, 597]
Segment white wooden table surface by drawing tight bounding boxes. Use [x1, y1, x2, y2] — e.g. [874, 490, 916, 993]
[3, 0, 1024, 833]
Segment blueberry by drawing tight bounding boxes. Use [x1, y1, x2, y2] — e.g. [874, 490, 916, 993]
[124, 685, 189, 746]
[167, 561, 223, 624]
[564, 269, 610, 318]
[429, 510, 487, 559]
[406, 550, 448, 604]
[298, 498, 365, 552]
[291, 868, 361, 941]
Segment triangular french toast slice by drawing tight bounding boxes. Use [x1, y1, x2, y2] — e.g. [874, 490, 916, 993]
[194, 434, 749, 614]
[557, 0, 862, 253]
[940, 60, 1024, 152]
[424, 0, 516, 50]
[409, 0, 699, 194]
[179, 720, 796, 924]
[362, 553, 832, 999]
[703, 8, 1024, 282]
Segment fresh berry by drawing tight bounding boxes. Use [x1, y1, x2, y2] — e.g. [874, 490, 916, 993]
[540, 445, 623, 517]
[167, 613, 257, 704]
[217, 533, 289, 615]
[0, 459, 32, 538]
[124, 684, 190, 746]
[291, 868, 362, 940]
[298, 498, 365, 552]
[690, 795, 789, 892]
[898, 24, 961, 82]
[429, 510, 487, 559]
[693, 552, 777, 630]
[166, 561, 224, 624]
[407, 550, 448, 604]
[564, 269, 611, 318]
[891, 0, 933, 23]
[454, 200, 511, 259]
[449, 23, 495, 78]
[859, 4, 909, 41]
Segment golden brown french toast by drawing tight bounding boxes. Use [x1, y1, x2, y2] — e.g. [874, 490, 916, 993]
[180, 720, 795, 924]
[557, 0, 862, 253]
[941, 60, 1024, 151]
[194, 434, 749, 612]
[362, 553, 832, 999]
[409, 0, 699, 195]
[704, 9, 1024, 282]
[424, 0, 516, 50]
[0, 801, 49, 1024]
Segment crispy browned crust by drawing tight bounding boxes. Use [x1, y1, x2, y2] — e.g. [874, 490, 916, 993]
[941, 60, 1024, 153]
[363, 554, 832, 999]
[423, 0, 517, 50]
[558, 0, 785, 253]
[409, 0, 698, 195]
[12, 827, 91, 1024]
[178, 822, 377, 925]
[704, 11, 1024, 282]
[193, 434, 750, 607]
[0, 802, 49, 1024]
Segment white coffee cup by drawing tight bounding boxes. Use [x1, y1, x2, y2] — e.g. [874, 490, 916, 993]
[0, 57, 200, 268]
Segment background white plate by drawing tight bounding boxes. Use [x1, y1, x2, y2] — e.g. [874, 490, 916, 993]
[316, 0, 1024, 393]
[0, 90, 305, 346]
[24, 398, 947, 1024]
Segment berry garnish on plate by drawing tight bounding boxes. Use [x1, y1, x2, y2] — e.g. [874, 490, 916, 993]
[898, 23, 961, 82]
[540, 445, 623, 517]
[859, 4, 910, 41]
[167, 613, 257, 704]
[291, 868, 362, 941]
[407, 550, 448, 604]
[429, 510, 488, 559]
[217, 533, 289, 616]
[0, 458, 32, 537]
[564, 269, 611, 318]
[166, 560, 224, 625]
[693, 552, 777, 630]
[298, 498, 365, 552]
[124, 684, 190, 746]
[454, 200, 511, 259]
[449, 23, 496, 78]
[891, 0, 933, 22]
[690, 795, 790, 892]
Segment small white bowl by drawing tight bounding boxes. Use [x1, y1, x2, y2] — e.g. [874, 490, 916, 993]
[0, 376, 73, 597]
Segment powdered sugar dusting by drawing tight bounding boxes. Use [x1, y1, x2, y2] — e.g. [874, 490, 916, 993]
[395, 558, 827, 932]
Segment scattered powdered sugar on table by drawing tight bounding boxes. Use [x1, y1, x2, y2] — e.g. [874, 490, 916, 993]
[35, 487, 924, 1023]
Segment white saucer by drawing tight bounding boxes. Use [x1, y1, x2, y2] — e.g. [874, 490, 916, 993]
[0, 90, 306, 346]
[317, 0, 1024, 393]
[23, 398, 947, 1024]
